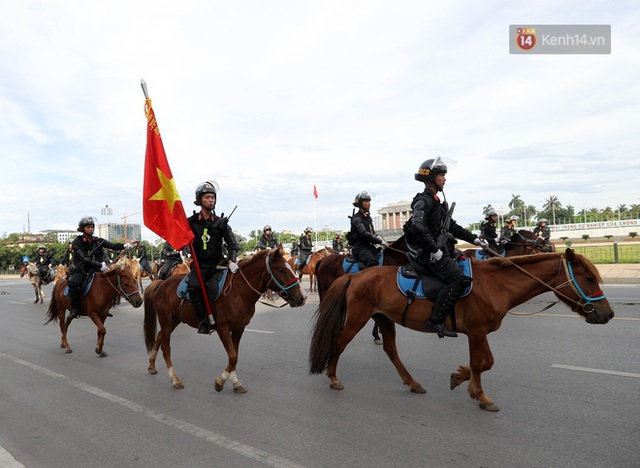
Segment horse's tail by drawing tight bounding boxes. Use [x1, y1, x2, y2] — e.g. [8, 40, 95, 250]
[309, 274, 351, 375]
[315, 258, 325, 298]
[44, 282, 61, 324]
[143, 280, 162, 353]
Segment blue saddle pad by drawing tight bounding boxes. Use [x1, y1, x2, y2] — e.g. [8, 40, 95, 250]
[177, 269, 228, 301]
[474, 249, 505, 260]
[64, 274, 95, 297]
[396, 258, 473, 300]
[342, 252, 383, 274]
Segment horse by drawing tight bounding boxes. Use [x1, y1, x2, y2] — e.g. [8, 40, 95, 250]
[143, 246, 307, 391]
[127, 258, 159, 292]
[19, 262, 51, 303]
[463, 230, 555, 259]
[288, 247, 333, 294]
[309, 249, 614, 412]
[44, 257, 143, 356]
[53, 265, 68, 285]
[315, 234, 412, 343]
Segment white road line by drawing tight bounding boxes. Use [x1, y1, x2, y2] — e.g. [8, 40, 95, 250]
[511, 312, 640, 321]
[552, 364, 640, 379]
[6, 301, 27, 305]
[0, 446, 25, 468]
[245, 328, 275, 334]
[0, 352, 305, 468]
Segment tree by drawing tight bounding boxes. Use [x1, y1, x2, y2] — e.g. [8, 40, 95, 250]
[542, 195, 562, 225]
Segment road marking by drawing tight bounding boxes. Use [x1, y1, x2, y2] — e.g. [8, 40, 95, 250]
[245, 328, 275, 334]
[510, 312, 640, 321]
[0, 446, 24, 468]
[6, 301, 26, 305]
[552, 364, 640, 379]
[0, 352, 305, 468]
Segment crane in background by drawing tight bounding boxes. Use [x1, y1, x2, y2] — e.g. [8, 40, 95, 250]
[121, 212, 140, 242]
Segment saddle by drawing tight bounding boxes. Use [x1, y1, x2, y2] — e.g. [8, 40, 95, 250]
[396, 258, 473, 301]
[474, 249, 505, 260]
[64, 273, 96, 297]
[176, 269, 228, 302]
[342, 252, 383, 274]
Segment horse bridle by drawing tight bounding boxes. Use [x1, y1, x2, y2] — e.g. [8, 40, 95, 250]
[103, 268, 141, 303]
[234, 253, 301, 306]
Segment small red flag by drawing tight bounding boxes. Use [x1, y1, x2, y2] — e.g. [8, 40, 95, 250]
[142, 99, 194, 250]
[313, 184, 318, 199]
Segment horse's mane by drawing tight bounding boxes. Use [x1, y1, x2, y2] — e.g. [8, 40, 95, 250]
[485, 250, 603, 283]
[516, 230, 536, 239]
[238, 249, 270, 266]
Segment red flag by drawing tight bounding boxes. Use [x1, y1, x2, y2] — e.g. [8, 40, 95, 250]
[142, 99, 194, 250]
[313, 184, 318, 199]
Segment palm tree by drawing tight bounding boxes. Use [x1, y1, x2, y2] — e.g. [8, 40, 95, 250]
[482, 204, 495, 216]
[542, 195, 562, 225]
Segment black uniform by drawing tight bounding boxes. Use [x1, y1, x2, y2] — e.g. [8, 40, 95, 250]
[158, 242, 183, 280]
[60, 248, 75, 269]
[290, 239, 299, 257]
[534, 224, 551, 244]
[34, 251, 54, 279]
[404, 189, 477, 329]
[480, 220, 503, 254]
[186, 210, 239, 320]
[348, 210, 382, 268]
[298, 234, 313, 271]
[258, 233, 278, 250]
[133, 243, 150, 272]
[501, 224, 516, 243]
[68, 235, 126, 314]
[332, 237, 344, 253]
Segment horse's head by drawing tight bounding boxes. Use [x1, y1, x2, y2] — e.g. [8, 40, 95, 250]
[110, 258, 143, 308]
[19, 263, 28, 277]
[555, 249, 614, 324]
[267, 245, 307, 307]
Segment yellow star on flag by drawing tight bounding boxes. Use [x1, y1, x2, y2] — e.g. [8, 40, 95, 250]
[148, 168, 181, 213]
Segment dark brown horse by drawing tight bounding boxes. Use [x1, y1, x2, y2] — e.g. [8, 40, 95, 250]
[45, 258, 143, 356]
[288, 247, 333, 294]
[143, 246, 306, 391]
[463, 230, 555, 259]
[309, 249, 613, 412]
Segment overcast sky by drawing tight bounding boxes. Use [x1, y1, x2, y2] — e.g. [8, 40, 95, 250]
[1, 1, 638, 241]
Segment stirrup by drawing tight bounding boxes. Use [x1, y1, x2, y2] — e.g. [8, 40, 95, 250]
[425, 320, 457, 338]
[197, 321, 211, 334]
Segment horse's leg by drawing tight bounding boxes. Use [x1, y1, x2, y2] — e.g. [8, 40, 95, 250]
[32, 283, 39, 303]
[60, 306, 73, 354]
[326, 303, 371, 390]
[374, 317, 426, 393]
[214, 324, 240, 393]
[156, 315, 184, 389]
[215, 328, 247, 394]
[451, 333, 499, 412]
[89, 311, 108, 357]
[372, 322, 382, 345]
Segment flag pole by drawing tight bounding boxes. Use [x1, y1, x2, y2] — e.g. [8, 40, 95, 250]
[140, 79, 214, 326]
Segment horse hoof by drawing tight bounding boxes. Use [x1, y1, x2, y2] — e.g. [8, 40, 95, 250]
[330, 382, 344, 390]
[410, 385, 426, 394]
[64, 349, 73, 354]
[480, 402, 500, 412]
[450, 373, 460, 390]
[148, 368, 158, 375]
[373, 338, 383, 345]
[214, 378, 225, 392]
[173, 382, 185, 390]
[99, 351, 108, 358]
[233, 385, 248, 394]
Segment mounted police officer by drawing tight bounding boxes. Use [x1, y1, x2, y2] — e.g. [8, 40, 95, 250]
[60, 241, 74, 269]
[290, 237, 299, 257]
[534, 218, 551, 246]
[404, 157, 488, 338]
[297, 228, 314, 279]
[258, 225, 278, 250]
[480, 210, 504, 255]
[501, 215, 519, 243]
[158, 241, 184, 280]
[34, 244, 54, 282]
[188, 180, 240, 334]
[68, 216, 132, 319]
[332, 233, 345, 254]
[348, 191, 387, 268]
[131, 239, 151, 273]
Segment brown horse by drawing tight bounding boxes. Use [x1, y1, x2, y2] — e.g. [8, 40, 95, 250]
[53, 265, 68, 285]
[127, 258, 159, 292]
[289, 247, 333, 294]
[19, 262, 51, 303]
[143, 246, 306, 391]
[45, 258, 143, 356]
[309, 249, 613, 412]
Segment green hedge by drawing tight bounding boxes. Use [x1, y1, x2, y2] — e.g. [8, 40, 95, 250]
[568, 244, 640, 264]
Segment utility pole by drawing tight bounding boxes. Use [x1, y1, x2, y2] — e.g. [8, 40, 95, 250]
[121, 212, 140, 242]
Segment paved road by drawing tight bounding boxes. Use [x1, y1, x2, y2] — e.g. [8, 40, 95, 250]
[1, 278, 639, 468]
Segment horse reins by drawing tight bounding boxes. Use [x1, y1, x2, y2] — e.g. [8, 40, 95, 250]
[102, 267, 141, 303]
[233, 253, 301, 308]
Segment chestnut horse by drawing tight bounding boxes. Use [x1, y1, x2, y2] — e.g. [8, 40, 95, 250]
[309, 249, 613, 412]
[289, 247, 333, 294]
[143, 247, 306, 392]
[44, 258, 143, 356]
[19, 262, 51, 303]
[53, 265, 68, 285]
[127, 258, 159, 292]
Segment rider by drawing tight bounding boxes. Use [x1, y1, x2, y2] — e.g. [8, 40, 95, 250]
[501, 215, 519, 243]
[404, 158, 488, 338]
[33, 244, 54, 281]
[534, 218, 552, 247]
[290, 237, 299, 257]
[297, 228, 314, 279]
[332, 233, 345, 254]
[158, 241, 184, 280]
[68, 216, 132, 319]
[60, 241, 75, 269]
[479, 210, 503, 255]
[258, 225, 278, 250]
[348, 191, 387, 268]
[131, 239, 151, 273]
[187, 180, 240, 334]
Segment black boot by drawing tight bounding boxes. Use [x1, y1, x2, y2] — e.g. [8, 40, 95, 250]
[68, 287, 81, 319]
[189, 290, 213, 334]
